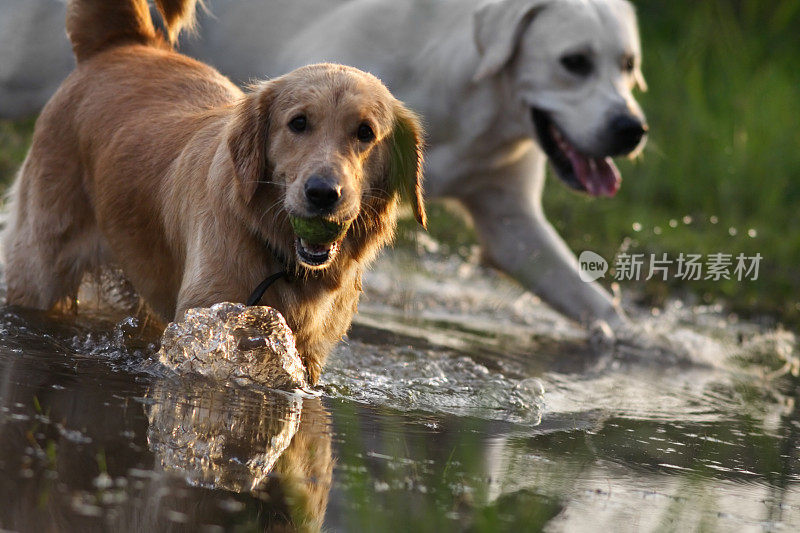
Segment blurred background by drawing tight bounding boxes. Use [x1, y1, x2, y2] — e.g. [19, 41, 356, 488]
[424, 0, 800, 325]
[1, 0, 798, 323]
[551, 0, 800, 324]
[1, 2, 799, 531]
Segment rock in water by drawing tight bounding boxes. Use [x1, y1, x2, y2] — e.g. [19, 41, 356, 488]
[158, 303, 308, 389]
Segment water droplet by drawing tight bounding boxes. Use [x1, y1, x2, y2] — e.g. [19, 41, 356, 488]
[93, 472, 114, 490]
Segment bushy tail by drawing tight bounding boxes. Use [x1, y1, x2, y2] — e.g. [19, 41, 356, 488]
[66, 0, 200, 62]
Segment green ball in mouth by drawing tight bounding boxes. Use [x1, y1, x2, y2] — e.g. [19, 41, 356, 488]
[289, 216, 351, 245]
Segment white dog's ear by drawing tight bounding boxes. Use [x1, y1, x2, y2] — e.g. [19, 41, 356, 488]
[227, 85, 275, 202]
[473, 0, 548, 81]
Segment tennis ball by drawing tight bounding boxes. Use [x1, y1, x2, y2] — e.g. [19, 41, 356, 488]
[289, 216, 351, 244]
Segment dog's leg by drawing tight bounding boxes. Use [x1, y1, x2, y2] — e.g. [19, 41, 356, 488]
[173, 248, 259, 320]
[461, 153, 626, 331]
[174, 279, 249, 320]
[3, 153, 97, 309]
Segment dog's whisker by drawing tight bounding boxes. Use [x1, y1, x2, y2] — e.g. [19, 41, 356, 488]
[355, 214, 370, 239]
[268, 194, 289, 228]
[247, 179, 283, 186]
[257, 195, 286, 228]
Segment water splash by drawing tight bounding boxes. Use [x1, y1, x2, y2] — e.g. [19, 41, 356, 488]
[321, 340, 546, 425]
[157, 303, 307, 389]
[337, 249, 798, 427]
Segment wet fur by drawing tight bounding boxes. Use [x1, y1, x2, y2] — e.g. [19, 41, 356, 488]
[1, 0, 425, 383]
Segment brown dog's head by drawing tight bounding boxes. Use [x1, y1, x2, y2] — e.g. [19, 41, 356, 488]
[227, 63, 425, 270]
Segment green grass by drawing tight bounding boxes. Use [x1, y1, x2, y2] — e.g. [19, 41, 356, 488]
[0, 118, 34, 184]
[2, 0, 798, 323]
[542, 0, 800, 323]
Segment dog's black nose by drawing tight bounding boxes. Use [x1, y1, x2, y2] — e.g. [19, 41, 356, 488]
[608, 115, 648, 156]
[305, 175, 342, 210]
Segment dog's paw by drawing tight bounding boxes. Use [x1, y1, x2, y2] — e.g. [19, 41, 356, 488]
[588, 318, 616, 347]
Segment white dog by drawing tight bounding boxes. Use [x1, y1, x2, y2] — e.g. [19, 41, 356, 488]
[2, 0, 647, 337]
[0, 0, 74, 118]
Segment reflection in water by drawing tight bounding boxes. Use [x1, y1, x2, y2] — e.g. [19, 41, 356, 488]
[145, 380, 332, 529]
[0, 308, 332, 531]
[146, 383, 302, 492]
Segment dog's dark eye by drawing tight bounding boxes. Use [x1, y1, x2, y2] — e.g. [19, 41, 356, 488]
[356, 123, 375, 143]
[623, 55, 635, 73]
[560, 53, 592, 77]
[288, 115, 307, 133]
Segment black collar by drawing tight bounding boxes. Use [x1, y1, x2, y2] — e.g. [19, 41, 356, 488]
[246, 241, 292, 306]
[246, 270, 288, 306]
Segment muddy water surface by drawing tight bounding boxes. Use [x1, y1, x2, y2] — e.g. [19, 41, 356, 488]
[1, 248, 798, 532]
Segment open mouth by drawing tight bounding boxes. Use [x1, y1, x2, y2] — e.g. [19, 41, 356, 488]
[295, 237, 340, 268]
[531, 108, 621, 197]
[289, 215, 352, 269]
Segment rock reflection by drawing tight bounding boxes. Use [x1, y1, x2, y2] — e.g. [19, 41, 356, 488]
[145, 379, 332, 531]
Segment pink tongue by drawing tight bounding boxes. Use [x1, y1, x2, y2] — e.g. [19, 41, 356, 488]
[565, 150, 621, 197]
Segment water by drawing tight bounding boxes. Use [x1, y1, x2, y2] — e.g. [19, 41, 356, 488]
[0, 248, 798, 532]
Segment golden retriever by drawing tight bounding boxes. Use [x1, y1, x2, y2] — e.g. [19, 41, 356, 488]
[1, 0, 426, 384]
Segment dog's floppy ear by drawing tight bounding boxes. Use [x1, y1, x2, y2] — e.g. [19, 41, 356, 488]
[618, 0, 648, 92]
[227, 85, 274, 202]
[388, 104, 427, 228]
[473, 0, 548, 81]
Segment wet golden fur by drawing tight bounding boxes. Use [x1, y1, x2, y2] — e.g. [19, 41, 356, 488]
[2, 0, 425, 383]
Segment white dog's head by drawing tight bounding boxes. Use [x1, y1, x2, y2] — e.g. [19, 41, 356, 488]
[474, 0, 648, 196]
